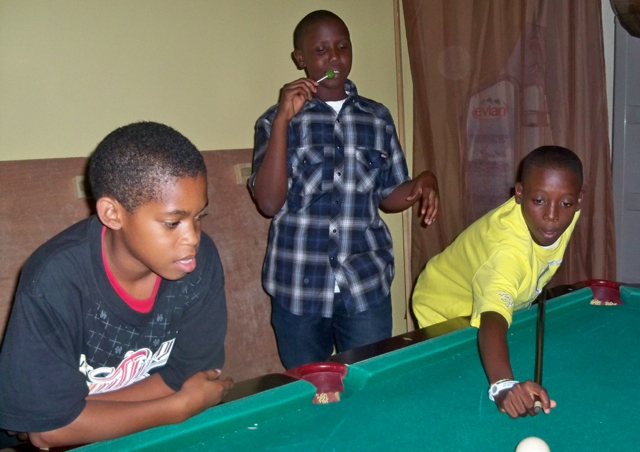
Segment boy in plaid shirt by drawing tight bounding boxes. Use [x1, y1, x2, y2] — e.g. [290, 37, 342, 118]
[250, 10, 439, 369]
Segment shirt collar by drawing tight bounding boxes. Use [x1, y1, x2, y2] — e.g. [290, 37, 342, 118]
[303, 79, 359, 112]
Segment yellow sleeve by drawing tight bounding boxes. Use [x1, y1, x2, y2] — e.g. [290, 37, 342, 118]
[470, 250, 528, 328]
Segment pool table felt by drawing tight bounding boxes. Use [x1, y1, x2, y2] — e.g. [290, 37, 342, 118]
[79, 286, 640, 451]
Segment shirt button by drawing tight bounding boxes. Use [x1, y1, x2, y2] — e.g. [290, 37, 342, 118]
[330, 257, 335, 261]
[303, 278, 310, 284]
[337, 172, 342, 176]
[334, 200, 339, 204]
[332, 229, 337, 233]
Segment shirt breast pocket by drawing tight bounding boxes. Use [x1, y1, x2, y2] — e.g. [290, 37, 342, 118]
[288, 146, 325, 210]
[354, 147, 389, 193]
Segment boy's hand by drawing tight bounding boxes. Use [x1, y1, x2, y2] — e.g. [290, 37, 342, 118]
[178, 369, 234, 419]
[276, 78, 318, 122]
[494, 380, 556, 418]
[406, 170, 439, 225]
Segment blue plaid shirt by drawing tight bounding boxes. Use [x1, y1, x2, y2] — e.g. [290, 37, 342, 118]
[250, 80, 410, 317]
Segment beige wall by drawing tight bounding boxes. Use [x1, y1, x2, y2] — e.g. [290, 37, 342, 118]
[0, 0, 410, 334]
[0, 1, 400, 160]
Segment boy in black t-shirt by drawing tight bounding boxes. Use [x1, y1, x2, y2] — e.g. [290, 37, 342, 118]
[0, 122, 233, 449]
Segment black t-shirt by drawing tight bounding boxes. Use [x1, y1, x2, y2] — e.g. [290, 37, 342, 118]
[0, 216, 227, 432]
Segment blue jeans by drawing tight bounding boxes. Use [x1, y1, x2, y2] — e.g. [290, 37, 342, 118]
[271, 293, 392, 369]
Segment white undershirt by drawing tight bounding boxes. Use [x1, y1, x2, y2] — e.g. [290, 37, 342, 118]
[326, 99, 346, 114]
[542, 239, 560, 249]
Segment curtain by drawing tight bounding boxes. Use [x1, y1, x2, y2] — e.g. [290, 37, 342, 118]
[403, 0, 616, 292]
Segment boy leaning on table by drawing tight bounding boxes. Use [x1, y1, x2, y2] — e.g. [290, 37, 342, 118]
[413, 145, 584, 418]
[0, 122, 233, 448]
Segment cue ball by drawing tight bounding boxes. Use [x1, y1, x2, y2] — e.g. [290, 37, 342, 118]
[515, 436, 550, 452]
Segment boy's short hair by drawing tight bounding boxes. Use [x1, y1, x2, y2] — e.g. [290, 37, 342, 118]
[293, 10, 348, 50]
[89, 121, 206, 212]
[519, 145, 583, 186]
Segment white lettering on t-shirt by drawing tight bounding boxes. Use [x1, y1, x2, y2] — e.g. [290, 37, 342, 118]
[497, 290, 514, 308]
[79, 339, 175, 394]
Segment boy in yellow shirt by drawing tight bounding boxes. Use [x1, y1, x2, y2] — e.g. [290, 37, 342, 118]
[413, 145, 583, 418]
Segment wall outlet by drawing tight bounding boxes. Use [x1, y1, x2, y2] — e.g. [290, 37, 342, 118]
[72, 175, 87, 199]
[234, 163, 252, 185]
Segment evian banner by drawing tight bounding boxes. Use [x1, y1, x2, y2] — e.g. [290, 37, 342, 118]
[466, 80, 517, 219]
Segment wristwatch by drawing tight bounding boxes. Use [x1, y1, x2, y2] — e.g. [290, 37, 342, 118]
[488, 379, 518, 401]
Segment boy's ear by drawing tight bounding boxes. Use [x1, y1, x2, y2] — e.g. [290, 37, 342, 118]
[514, 183, 524, 204]
[292, 49, 306, 69]
[96, 196, 125, 231]
[576, 189, 585, 211]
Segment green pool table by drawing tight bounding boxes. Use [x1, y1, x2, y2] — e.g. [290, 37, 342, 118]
[78, 285, 640, 451]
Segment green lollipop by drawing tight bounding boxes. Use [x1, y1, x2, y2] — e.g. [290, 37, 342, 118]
[316, 70, 340, 83]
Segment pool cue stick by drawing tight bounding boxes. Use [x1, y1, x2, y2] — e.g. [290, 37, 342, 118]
[533, 289, 547, 413]
[392, 0, 413, 332]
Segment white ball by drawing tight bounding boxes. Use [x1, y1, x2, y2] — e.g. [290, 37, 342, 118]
[515, 436, 550, 452]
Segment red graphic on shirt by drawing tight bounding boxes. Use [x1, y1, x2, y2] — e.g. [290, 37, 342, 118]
[83, 339, 175, 394]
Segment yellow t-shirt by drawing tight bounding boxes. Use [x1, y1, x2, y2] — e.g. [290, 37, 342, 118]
[412, 197, 580, 328]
